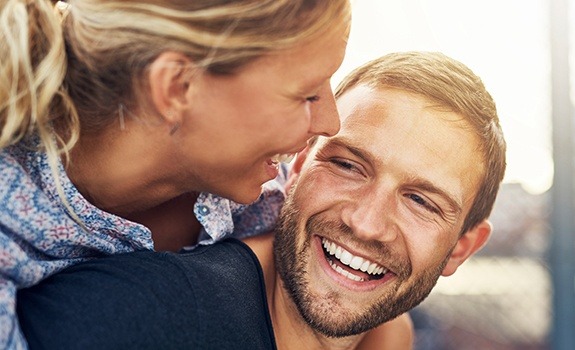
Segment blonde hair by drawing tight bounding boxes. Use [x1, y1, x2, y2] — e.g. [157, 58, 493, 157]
[0, 0, 350, 217]
[1, 0, 350, 148]
[1, 0, 81, 223]
[63, 0, 350, 133]
[336, 52, 506, 235]
[1, 0, 79, 151]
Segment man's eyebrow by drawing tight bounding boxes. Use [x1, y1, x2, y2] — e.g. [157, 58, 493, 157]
[325, 137, 463, 215]
[325, 138, 372, 164]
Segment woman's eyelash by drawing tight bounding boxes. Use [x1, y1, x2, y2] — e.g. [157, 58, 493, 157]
[306, 95, 320, 102]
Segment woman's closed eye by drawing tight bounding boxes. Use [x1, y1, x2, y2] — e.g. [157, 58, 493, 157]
[306, 95, 320, 103]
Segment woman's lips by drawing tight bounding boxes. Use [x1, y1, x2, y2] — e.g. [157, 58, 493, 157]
[264, 153, 295, 180]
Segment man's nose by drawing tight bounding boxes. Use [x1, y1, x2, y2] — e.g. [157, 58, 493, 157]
[308, 83, 340, 137]
[341, 190, 399, 243]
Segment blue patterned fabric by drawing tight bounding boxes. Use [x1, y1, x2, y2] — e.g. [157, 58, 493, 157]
[194, 167, 287, 246]
[0, 136, 287, 349]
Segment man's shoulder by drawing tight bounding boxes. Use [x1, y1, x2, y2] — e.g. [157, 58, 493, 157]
[179, 238, 263, 272]
[19, 242, 277, 350]
[169, 239, 268, 305]
[169, 240, 278, 349]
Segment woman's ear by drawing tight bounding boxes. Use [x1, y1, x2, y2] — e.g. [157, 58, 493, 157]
[441, 220, 492, 277]
[148, 52, 195, 125]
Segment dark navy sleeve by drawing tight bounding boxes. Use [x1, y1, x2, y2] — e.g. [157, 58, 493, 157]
[17, 239, 276, 350]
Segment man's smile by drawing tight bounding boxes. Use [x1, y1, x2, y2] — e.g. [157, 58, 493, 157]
[311, 235, 399, 292]
[321, 237, 387, 282]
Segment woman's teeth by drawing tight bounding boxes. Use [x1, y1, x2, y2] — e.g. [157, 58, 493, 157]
[270, 153, 296, 164]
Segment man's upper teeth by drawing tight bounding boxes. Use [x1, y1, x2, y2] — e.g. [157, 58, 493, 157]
[322, 238, 387, 276]
[271, 153, 295, 164]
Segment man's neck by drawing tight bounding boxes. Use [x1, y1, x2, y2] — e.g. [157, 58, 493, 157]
[243, 233, 363, 350]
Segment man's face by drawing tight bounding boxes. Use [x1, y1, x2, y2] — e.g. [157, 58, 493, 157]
[274, 85, 485, 337]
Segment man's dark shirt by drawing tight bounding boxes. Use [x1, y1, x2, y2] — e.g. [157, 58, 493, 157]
[17, 239, 277, 350]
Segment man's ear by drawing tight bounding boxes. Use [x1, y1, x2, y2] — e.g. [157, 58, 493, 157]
[441, 220, 492, 277]
[284, 146, 312, 193]
[148, 52, 195, 125]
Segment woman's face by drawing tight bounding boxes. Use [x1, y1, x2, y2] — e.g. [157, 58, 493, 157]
[175, 22, 349, 204]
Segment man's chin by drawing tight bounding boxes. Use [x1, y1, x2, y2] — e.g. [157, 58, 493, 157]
[296, 297, 388, 338]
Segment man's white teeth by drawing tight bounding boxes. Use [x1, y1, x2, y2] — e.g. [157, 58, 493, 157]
[328, 261, 364, 281]
[270, 153, 295, 164]
[322, 238, 387, 278]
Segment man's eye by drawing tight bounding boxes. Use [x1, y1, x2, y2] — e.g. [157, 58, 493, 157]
[330, 159, 355, 171]
[306, 95, 320, 103]
[406, 193, 439, 214]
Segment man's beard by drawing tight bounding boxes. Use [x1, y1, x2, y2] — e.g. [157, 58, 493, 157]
[273, 189, 451, 338]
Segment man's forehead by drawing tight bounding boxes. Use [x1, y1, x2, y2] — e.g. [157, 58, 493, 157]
[336, 85, 380, 124]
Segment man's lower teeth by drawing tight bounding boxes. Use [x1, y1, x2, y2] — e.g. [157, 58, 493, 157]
[328, 258, 365, 282]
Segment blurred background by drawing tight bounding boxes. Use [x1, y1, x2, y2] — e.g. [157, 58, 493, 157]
[331, 1, 575, 349]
